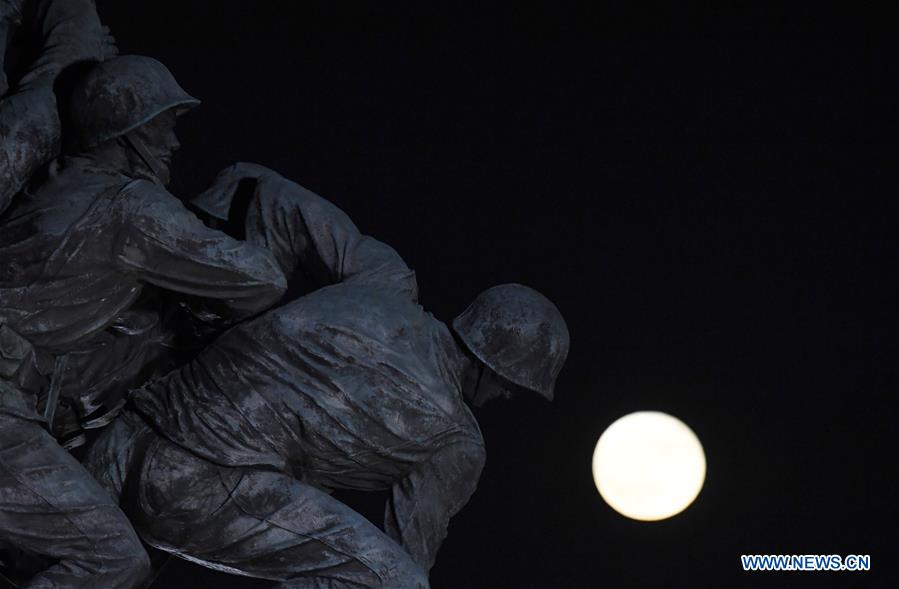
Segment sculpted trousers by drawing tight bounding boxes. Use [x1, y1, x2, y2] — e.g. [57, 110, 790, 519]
[0, 387, 149, 588]
[86, 412, 429, 589]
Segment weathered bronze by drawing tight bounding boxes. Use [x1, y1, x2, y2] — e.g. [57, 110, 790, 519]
[0, 6, 569, 588]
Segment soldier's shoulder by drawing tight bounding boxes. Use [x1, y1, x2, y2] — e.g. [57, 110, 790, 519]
[19, 162, 123, 214]
[117, 176, 171, 199]
[115, 178, 188, 217]
[30, 159, 117, 192]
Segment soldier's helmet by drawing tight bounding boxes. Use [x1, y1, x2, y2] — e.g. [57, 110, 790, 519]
[452, 283, 570, 401]
[70, 55, 200, 149]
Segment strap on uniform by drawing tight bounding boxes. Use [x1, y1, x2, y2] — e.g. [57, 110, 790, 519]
[41, 354, 68, 433]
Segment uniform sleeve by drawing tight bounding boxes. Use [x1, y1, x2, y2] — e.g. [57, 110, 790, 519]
[384, 440, 486, 571]
[288, 187, 419, 300]
[114, 179, 287, 318]
[0, 1, 19, 96]
[1, 0, 114, 213]
[194, 163, 419, 301]
[19, 0, 113, 87]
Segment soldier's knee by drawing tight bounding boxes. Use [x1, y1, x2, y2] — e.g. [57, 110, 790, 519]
[385, 557, 429, 589]
[129, 553, 153, 587]
[82, 512, 151, 589]
[97, 529, 152, 587]
[343, 551, 428, 589]
[406, 566, 429, 589]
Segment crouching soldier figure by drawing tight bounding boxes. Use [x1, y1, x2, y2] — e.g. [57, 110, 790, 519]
[85, 165, 570, 589]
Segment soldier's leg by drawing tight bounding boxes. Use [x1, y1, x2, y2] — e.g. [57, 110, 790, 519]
[0, 411, 150, 589]
[82, 409, 152, 503]
[133, 439, 427, 589]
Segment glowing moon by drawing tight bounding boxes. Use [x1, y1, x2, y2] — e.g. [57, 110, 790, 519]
[592, 411, 705, 521]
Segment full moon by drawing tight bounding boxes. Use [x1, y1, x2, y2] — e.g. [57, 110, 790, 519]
[592, 411, 705, 521]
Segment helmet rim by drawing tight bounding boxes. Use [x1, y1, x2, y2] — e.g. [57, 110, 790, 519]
[452, 315, 557, 400]
[69, 55, 200, 150]
[81, 98, 200, 149]
[451, 283, 569, 401]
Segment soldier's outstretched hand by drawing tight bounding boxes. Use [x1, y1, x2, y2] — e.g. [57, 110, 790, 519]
[100, 25, 119, 59]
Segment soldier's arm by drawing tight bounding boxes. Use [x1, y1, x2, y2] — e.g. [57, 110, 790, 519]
[194, 163, 419, 300]
[114, 179, 287, 318]
[384, 439, 486, 571]
[19, 0, 116, 87]
[0, 0, 115, 214]
[0, 1, 19, 95]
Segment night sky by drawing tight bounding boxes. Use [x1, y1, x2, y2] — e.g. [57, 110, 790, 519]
[96, 3, 895, 587]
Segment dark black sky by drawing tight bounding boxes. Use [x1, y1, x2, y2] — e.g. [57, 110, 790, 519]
[96, 3, 896, 587]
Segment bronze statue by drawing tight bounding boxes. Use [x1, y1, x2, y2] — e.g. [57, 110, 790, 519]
[84, 166, 569, 588]
[0, 56, 286, 587]
[0, 4, 571, 585]
[0, 0, 116, 214]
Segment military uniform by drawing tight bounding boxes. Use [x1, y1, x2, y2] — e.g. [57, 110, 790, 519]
[0, 155, 287, 421]
[0, 57, 287, 587]
[87, 166, 487, 589]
